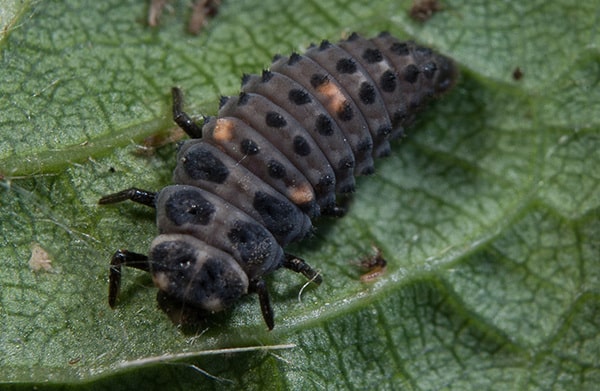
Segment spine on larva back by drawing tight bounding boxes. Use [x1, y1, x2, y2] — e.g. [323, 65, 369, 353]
[165, 32, 456, 280]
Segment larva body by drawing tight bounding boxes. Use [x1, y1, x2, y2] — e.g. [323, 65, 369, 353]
[100, 32, 456, 329]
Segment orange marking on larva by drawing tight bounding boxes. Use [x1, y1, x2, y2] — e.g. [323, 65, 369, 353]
[213, 118, 235, 142]
[289, 183, 315, 205]
[316, 82, 347, 113]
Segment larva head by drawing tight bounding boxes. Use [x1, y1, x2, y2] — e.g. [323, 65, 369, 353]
[149, 234, 249, 312]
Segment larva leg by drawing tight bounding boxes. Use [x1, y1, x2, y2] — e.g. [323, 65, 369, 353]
[251, 279, 275, 330]
[320, 204, 347, 217]
[172, 87, 203, 138]
[108, 250, 151, 307]
[98, 187, 156, 207]
[283, 253, 323, 285]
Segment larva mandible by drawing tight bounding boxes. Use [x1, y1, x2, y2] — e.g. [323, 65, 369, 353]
[99, 32, 456, 330]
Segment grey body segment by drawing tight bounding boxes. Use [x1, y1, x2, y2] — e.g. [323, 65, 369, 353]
[339, 33, 408, 140]
[149, 234, 249, 312]
[155, 185, 284, 280]
[371, 34, 455, 137]
[173, 141, 313, 245]
[241, 72, 357, 194]
[270, 53, 377, 176]
[305, 41, 394, 158]
[201, 116, 320, 218]
[217, 93, 337, 211]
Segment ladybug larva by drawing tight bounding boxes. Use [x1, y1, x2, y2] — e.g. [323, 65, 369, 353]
[99, 32, 456, 330]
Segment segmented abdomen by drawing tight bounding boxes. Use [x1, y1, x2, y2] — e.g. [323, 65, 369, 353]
[161, 32, 456, 279]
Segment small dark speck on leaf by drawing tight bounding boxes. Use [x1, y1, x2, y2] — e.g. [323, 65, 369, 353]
[512, 67, 524, 80]
[68, 356, 82, 365]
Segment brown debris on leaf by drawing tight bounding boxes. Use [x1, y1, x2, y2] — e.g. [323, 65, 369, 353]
[188, 0, 222, 34]
[409, 0, 442, 23]
[512, 67, 524, 81]
[135, 126, 186, 156]
[356, 246, 388, 283]
[148, 0, 222, 34]
[29, 243, 53, 272]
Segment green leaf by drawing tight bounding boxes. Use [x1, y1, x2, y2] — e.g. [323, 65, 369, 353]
[1, 0, 598, 389]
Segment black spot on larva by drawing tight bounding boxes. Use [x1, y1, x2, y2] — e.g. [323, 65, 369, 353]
[390, 42, 410, 56]
[219, 96, 229, 108]
[415, 46, 433, 56]
[310, 73, 328, 88]
[241, 74, 250, 85]
[422, 62, 437, 79]
[392, 110, 408, 127]
[165, 189, 215, 226]
[339, 183, 355, 194]
[267, 159, 286, 179]
[266, 111, 287, 128]
[183, 146, 229, 183]
[241, 139, 260, 155]
[253, 192, 295, 237]
[238, 92, 250, 105]
[316, 174, 334, 193]
[377, 125, 392, 137]
[404, 64, 420, 83]
[261, 70, 273, 82]
[228, 220, 273, 265]
[338, 155, 354, 170]
[288, 89, 311, 105]
[378, 146, 391, 157]
[288, 53, 302, 65]
[362, 48, 383, 63]
[319, 40, 331, 50]
[193, 257, 246, 306]
[359, 82, 376, 104]
[336, 58, 357, 74]
[272, 53, 282, 62]
[293, 136, 311, 156]
[380, 70, 397, 93]
[357, 138, 373, 152]
[361, 166, 375, 175]
[337, 101, 354, 121]
[315, 114, 334, 136]
[150, 239, 196, 275]
[347, 32, 360, 41]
